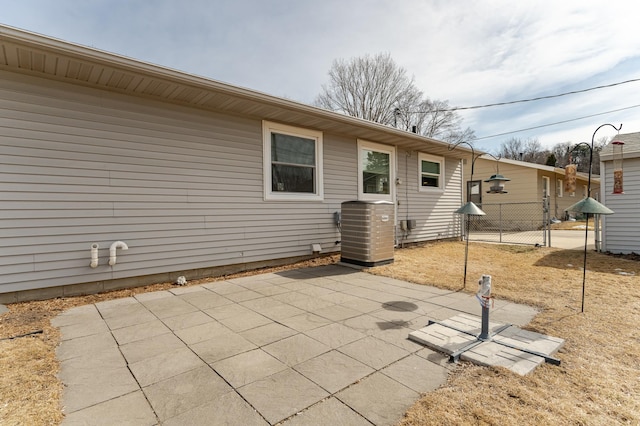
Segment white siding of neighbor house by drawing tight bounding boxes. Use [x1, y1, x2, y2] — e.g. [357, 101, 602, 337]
[600, 157, 640, 254]
[0, 71, 462, 295]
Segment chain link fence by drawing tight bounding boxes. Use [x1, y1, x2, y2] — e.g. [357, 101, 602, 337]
[467, 200, 550, 246]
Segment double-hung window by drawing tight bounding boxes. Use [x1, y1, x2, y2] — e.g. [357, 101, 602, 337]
[418, 153, 444, 191]
[263, 121, 323, 201]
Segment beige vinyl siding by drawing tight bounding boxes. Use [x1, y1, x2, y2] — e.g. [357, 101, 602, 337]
[469, 158, 598, 222]
[600, 158, 640, 254]
[396, 150, 463, 242]
[0, 72, 351, 293]
[469, 159, 539, 203]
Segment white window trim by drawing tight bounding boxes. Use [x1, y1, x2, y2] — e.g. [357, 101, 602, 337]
[557, 179, 563, 198]
[418, 152, 445, 192]
[542, 176, 550, 198]
[357, 140, 395, 202]
[263, 121, 324, 201]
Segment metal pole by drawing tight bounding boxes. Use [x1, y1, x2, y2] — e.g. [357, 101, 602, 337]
[499, 204, 503, 243]
[594, 214, 600, 252]
[479, 305, 490, 341]
[579, 123, 621, 312]
[581, 213, 589, 313]
[580, 125, 597, 314]
[547, 197, 552, 247]
[477, 274, 491, 341]
[463, 214, 470, 288]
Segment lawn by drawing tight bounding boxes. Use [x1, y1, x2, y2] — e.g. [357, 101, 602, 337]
[0, 241, 638, 425]
[370, 241, 639, 425]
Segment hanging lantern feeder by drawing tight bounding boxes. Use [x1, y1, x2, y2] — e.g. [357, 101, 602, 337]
[485, 173, 510, 194]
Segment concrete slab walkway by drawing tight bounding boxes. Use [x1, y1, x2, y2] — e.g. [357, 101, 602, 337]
[549, 229, 595, 250]
[53, 265, 539, 426]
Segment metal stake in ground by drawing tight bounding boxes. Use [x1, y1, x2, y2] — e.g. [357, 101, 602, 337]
[565, 123, 621, 313]
[477, 275, 493, 341]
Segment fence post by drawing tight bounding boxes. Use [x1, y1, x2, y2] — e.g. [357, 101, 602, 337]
[542, 197, 550, 247]
[499, 204, 503, 243]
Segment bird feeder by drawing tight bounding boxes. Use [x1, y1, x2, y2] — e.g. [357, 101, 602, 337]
[564, 164, 577, 194]
[485, 174, 510, 194]
[612, 141, 624, 194]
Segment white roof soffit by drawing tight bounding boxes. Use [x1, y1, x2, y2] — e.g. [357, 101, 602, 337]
[0, 25, 471, 159]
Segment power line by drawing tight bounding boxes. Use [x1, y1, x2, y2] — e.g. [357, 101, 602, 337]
[447, 78, 640, 111]
[473, 104, 640, 141]
[405, 77, 640, 114]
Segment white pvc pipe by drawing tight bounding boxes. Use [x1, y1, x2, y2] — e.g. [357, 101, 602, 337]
[90, 243, 99, 268]
[109, 241, 128, 266]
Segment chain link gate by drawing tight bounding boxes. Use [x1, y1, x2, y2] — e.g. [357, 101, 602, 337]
[466, 200, 551, 246]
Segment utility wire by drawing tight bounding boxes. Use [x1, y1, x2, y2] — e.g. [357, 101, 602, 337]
[473, 104, 640, 141]
[449, 78, 640, 111]
[408, 77, 640, 113]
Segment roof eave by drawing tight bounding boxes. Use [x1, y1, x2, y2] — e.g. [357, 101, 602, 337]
[0, 24, 472, 159]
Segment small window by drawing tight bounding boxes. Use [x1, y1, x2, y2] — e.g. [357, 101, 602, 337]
[582, 185, 588, 198]
[556, 179, 563, 197]
[419, 153, 444, 191]
[263, 121, 323, 201]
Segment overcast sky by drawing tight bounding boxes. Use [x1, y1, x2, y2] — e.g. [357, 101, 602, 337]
[2, 0, 639, 152]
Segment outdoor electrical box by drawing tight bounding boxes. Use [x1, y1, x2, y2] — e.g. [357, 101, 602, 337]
[340, 200, 395, 267]
[400, 219, 417, 231]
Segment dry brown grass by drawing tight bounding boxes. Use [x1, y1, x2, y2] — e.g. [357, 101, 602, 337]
[370, 241, 640, 426]
[1, 244, 638, 425]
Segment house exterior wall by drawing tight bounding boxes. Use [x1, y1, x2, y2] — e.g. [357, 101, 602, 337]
[467, 159, 541, 220]
[396, 150, 463, 243]
[0, 71, 463, 299]
[600, 157, 640, 254]
[466, 158, 598, 223]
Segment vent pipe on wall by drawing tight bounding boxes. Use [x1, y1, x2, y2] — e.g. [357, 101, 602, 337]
[90, 243, 99, 268]
[109, 241, 129, 266]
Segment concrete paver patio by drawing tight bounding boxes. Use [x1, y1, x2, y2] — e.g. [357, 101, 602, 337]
[53, 265, 538, 425]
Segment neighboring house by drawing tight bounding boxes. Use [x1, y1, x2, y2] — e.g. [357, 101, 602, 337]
[0, 26, 469, 301]
[465, 155, 599, 223]
[600, 132, 640, 254]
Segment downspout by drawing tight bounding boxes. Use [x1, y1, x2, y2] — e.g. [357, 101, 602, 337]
[109, 241, 128, 266]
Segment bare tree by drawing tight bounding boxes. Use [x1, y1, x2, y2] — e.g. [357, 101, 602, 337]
[492, 135, 612, 174]
[315, 53, 474, 143]
[315, 53, 415, 124]
[498, 137, 548, 164]
[552, 137, 608, 174]
[498, 137, 524, 160]
[552, 142, 573, 168]
[401, 98, 475, 143]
